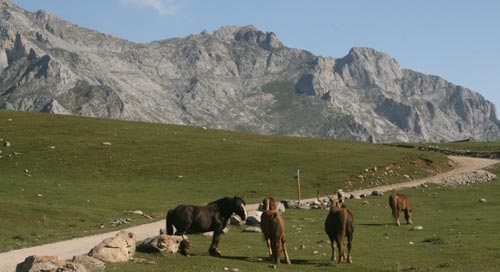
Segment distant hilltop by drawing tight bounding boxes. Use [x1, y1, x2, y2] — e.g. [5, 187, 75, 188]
[1, 1, 499, 142]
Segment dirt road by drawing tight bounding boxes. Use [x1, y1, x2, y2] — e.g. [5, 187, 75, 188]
[0, 156, 497, 271]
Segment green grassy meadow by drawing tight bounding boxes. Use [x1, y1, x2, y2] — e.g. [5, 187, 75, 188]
[112, 163, 500, 271]
[0, 110, 453, 252]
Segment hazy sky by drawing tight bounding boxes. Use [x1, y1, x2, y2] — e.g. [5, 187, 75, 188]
[11, 0, 500, 114]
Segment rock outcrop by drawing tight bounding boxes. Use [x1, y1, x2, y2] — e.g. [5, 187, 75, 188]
[1, 0, 499, 142]
[88, 230, 136, 263]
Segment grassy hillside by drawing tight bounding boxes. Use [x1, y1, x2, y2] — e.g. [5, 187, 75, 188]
[112, 164, 500, 271]
[0, 110, 450, 252]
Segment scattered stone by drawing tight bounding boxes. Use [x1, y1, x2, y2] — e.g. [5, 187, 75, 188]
[363, 200, 370, 205]
[176, 175, 184, 179]
[201, 126, 207, 130]
[36, 194, 43, 197]
[371, 191, 384, 196]
[48, 146, 56, 149]
[359, 193, 368, 198]
[243, 226, 262, 233]
[16, 255, 86, 272]
[230, 214, 245, 225]
[138, 233, 185, 253]
[403, 174, 411, 179]
[409, 241, 414, 245]
[4, 141, 11, 147]
[313, 250, 319, 254]
[245, 210, 262, 225]
[299, 244, 306, 250]
[280, 199, 299, 209]
[89, 230, 136, 263]
[101, 142, 112, 146]
[131, 210, 144, 215]
[72, 255, 106, 272]
[350, 194, 361, 200]
[479, 198, 487, 203]
[276, 202, 286, 213]
[111, 218, 131, 227]
[413, 226, 424, 231]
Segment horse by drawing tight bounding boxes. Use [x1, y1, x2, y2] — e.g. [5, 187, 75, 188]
[260, 197, 291, 268]
[262, 196, 277, 211]
[388, 193, 413, 226]
[166, 196, 247, 257]
[324, 198, 354, 263]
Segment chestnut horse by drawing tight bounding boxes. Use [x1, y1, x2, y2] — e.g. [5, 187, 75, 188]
[166, 196, 247, 256]
[324, 199, 354, 263]
[260, 197, 291, 267]
[389, 193, 413, 226]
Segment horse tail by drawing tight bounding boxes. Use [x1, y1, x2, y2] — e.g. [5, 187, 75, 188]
[388, 194, 398, 219]
[166, 209, 175, 235]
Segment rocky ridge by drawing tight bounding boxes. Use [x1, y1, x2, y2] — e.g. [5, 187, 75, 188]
[1, 0, 499, 142]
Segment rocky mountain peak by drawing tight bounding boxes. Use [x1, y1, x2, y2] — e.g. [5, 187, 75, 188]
[0, 1, 498, 143]
[213, 25, 283, 49]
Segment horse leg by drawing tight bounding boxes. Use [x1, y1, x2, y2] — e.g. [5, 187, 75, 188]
[266, 238, 272, 259]
[209, 230, 222, 257]
[404, 209, 413, 224]
[396, 209, 401, 226]
[282, 238, 291, 264]
[328, 235, 335, 261]
[337, 234, 345, 263]
[272, 240, 282, 266]
[346, 233, 353, 263]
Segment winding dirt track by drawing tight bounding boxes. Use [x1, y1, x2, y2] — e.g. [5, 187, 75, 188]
[0, 156, 497, 271]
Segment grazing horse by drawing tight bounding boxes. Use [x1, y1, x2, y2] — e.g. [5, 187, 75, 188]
[324, 199, 354, 263]
[166, 196, 247, 257]
[260, 197, 291, 268]
[389, 193, 413, 226]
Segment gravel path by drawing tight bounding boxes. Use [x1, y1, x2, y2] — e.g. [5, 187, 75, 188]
[0, 155, 497, 271]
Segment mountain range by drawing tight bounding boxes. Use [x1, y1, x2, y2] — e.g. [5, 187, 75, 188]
[1, 0, 499, 142]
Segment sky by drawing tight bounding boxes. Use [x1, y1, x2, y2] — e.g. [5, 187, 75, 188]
[11, 0, 500, 114]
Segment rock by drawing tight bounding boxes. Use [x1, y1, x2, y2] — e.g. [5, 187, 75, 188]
[101, 142, 112, 146]
[230, 214, 245, 225]
[479, 198, 487, 203]
[280, 199, 299, 209]
[72, 255, 105, 272]
[245, 210, 262, 225]
[4, 141, 11, 147]
[131, 210, 143, 215]
[363, 200, 370, 205]
[276, 202, 286, 213]
[243, 226, 262, 233]
[371, 191, 384, 196]
[16, 255, 86, 272]
[89, 230, 136, 263]
[350, 194, 361, 200]
[359, 193, 368, 198]
[138, 234, 185, 253]
[404, 174, 411, 179]
[413, 226, 424, 230]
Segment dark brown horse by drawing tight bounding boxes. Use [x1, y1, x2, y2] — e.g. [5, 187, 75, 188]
[166, 196, 247, 256]
[260, 197, 291, 268]
[389, 193, 413, 226]
[324, 199, 354, 263]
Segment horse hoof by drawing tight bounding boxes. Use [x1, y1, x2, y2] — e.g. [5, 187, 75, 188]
[209, 248, 221, 257]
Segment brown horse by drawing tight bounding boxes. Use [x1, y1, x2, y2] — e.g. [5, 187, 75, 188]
[260, 197, 291, 268]
[166, 196, 247, 257]
[324, 199, 354, 263]
[388, 193, 413, 226]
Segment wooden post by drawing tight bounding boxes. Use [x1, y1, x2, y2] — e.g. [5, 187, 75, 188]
[297, 168, 301, 204]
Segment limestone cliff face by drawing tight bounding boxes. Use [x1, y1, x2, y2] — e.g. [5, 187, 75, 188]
[0, 0, 498, 142]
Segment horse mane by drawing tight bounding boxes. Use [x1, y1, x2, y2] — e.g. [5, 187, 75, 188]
[208, 196, 246, 217]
